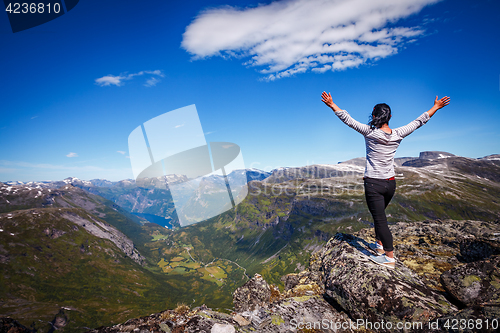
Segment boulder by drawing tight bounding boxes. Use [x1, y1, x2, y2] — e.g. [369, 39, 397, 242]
[233, 271, 352, 332]
[358, 220, 500, 292]
[458, 239, 500, 263]
[210, 323, 235, 333]
[441, 255, 500, 306]
[0, 317, 34, 333]
[317, 233, 457, 325]
[87, 307, 233, 333]
[259, 295, 353, 332]
[232, 274, 271, 312]
[281, 270, 323, 298]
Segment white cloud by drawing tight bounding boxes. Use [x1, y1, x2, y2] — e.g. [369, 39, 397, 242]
[66, 152, 78, 158]
[31, 116, 38, 120]
[95, 70, 164, 87]
[117, 151, 126, 155]
[175, 124, 185, 128]
[182, 0, 440, 80]
[95, 75, 126, 86]
[144, 77, 160, 87]
[144, 70, 165, 77]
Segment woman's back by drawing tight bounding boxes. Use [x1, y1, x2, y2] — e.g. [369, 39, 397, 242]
[332, 109, 430, 178]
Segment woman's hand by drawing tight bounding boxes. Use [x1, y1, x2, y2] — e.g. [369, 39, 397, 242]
[427, 95, 450, 117]
[321, 91, 334, 108]
[321, 91, 341, 112]
[434, 96, 451, 110]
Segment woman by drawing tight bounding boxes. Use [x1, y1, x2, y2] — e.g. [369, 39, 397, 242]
[321, 91, 450, 268]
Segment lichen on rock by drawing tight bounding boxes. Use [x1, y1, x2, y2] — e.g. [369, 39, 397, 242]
[315, 232, 457, 325]
[441, 255, 500, 307]
[232, 273, 271, 312]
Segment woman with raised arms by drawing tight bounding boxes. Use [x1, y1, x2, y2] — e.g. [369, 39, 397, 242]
[321, 91, 450, 268]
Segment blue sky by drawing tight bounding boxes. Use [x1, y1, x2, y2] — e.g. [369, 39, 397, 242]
[1, 0, 499, 182]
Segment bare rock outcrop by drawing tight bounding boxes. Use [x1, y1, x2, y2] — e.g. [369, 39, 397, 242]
[437, 255, 500, 330]
[232, 273, 271, 312]
[232, 274, 352, 332]
[441, 255, 500, 307]
[0, 317, 34, 333]
[316, 233, 457, 326]
[61, 212, 145, 266]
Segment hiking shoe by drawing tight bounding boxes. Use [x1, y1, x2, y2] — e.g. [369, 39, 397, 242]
[368, 242, 385, 256]
[368, 255, 395, 269]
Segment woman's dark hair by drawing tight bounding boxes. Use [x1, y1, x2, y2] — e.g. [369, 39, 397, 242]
[369, 103, 391, 129]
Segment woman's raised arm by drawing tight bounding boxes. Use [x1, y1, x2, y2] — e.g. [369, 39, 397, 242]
[321, 91, 371, 136]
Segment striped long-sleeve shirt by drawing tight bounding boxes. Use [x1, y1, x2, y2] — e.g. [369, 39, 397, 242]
[334, 110, 430, 179]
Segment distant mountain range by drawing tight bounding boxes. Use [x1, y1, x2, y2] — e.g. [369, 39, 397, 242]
[1, 151, 499, 331]
[3, 168, 273, 229]
[5, 151, 499, 226]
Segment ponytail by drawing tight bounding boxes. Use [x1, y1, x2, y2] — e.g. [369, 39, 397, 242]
[369, 103, 391, 129]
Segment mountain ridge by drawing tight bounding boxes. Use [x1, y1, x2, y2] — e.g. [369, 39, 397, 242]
[2, 150, 496, 186]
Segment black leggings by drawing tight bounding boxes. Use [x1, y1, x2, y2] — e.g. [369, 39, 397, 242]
[364, 177, 396, 252]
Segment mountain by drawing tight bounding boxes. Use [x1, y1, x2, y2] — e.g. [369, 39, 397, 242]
[0, 206, 157, 331]
[418, 150, 455, 159]
[339, 150, 456, 168]
[1, 151, 499, 331]
[3, 169, 273, 229]
[479, 154, 500, 161]
[0, 183, 232, 332]
[87, 179, 117, 187]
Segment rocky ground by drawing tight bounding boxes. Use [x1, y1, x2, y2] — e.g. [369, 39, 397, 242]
[2, 219, 499, 332]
